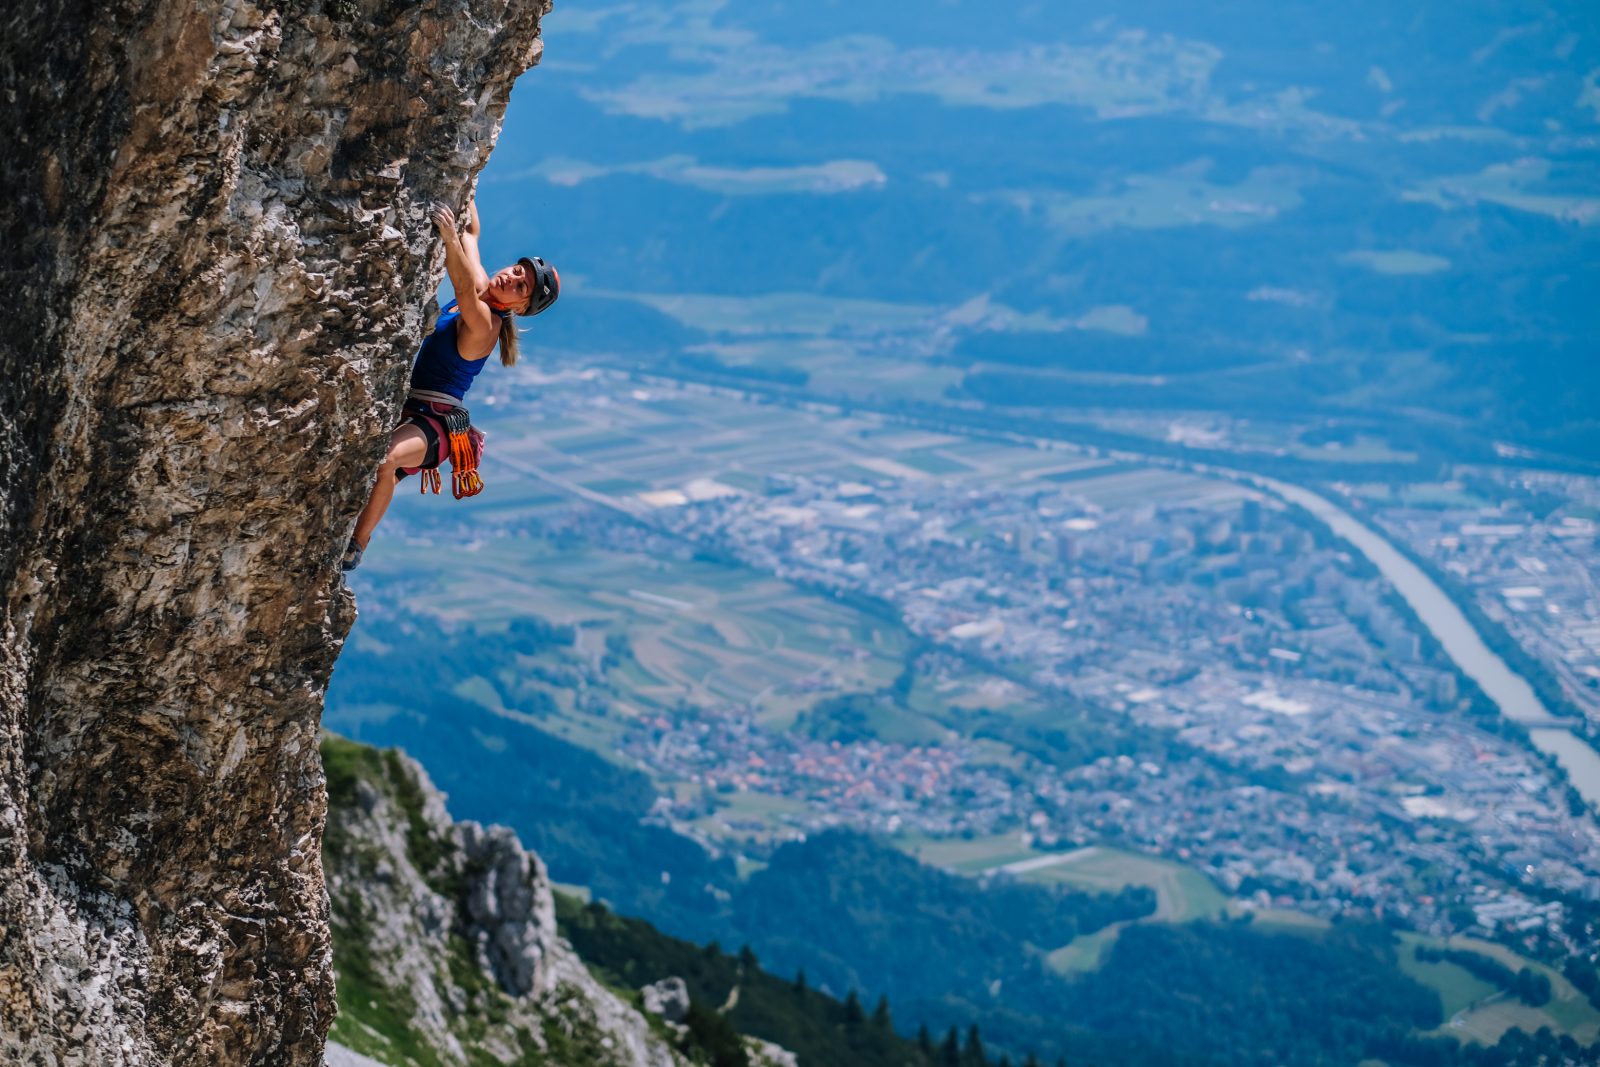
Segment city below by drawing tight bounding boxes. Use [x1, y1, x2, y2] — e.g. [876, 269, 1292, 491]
[368, 368, 1600, 971]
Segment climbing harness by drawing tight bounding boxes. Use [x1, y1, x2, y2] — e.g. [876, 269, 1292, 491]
[397, 393, 485, 499]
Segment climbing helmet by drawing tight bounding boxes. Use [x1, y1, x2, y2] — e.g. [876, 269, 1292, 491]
[517, 256, 560, 315]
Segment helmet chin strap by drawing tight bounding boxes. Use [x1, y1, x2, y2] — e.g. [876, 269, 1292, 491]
[482, 293, 524, 315]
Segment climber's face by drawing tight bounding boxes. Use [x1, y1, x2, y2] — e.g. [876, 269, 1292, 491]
[485, 262, 533, 315]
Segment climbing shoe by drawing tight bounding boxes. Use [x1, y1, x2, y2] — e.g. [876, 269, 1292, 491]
[341, 538, 364, 572]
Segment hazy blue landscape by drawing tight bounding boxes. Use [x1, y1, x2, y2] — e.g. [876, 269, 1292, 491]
[477, 0, 1600, 465]
[330, 2, 1600, 1064]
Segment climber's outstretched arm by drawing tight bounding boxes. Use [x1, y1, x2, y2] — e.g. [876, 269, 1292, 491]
[431, 201, 497, 354]
[457, 200, 489, 289]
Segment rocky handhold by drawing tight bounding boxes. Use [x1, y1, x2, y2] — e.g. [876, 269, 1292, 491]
[748, 1041, 801, 1067]
[459, 821, 559, 999]
[0, 0, 549, 1063]
[640, 977, 692, 1025]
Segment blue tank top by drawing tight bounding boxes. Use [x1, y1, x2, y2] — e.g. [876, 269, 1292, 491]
[409, 301, 503, 400]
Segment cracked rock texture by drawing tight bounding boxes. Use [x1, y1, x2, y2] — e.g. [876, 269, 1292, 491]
[322, 741, 689, 1067]
[0, 0, 548, 1062]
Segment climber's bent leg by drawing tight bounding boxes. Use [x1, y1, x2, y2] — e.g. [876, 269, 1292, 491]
[351, 423, 429, 551]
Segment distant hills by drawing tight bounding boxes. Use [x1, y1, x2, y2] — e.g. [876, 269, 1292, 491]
[480, 0, 1598, 464]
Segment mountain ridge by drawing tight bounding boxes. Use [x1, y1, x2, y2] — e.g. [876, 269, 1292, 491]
[321, 733, 749, 1067]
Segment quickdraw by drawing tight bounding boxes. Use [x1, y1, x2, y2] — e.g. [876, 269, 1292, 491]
[442, 405, 483, 499]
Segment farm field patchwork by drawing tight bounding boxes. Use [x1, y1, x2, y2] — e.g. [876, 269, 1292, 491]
[1016, 847, 1231, 924]
[917, 844, 1236, 977]
[453, 371, 1243, 534]
[1396, 938, 1500, 1020]
[898, 831, 1044, 873]
[388, 542, 913, 718]
[1047, 923, 1124, 975]
[901, 838, 1238, 974]
[1398, 933, 1600, 1047]
[355, 525, 1059, 839]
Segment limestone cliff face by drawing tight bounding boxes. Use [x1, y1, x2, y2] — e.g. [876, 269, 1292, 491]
[0, 1, 547, 1062]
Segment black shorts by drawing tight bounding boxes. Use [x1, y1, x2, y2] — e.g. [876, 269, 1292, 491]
[395, 404, 445, 480]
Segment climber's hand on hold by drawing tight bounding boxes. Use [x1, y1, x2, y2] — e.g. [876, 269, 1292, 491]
[430, 201, 459, 242]
[450, 198, 488, 292]
[432, 196, 493, 334]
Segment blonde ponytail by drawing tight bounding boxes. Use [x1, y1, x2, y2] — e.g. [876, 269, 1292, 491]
[498, 314, 519, 367]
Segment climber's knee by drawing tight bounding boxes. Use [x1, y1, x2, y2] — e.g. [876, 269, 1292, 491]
[383, 424, 429, 472]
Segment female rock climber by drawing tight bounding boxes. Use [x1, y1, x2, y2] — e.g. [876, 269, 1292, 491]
[342, 199, 559, 571]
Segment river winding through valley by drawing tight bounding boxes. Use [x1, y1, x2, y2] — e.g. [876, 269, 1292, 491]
[1255, 476, 1600, 807]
